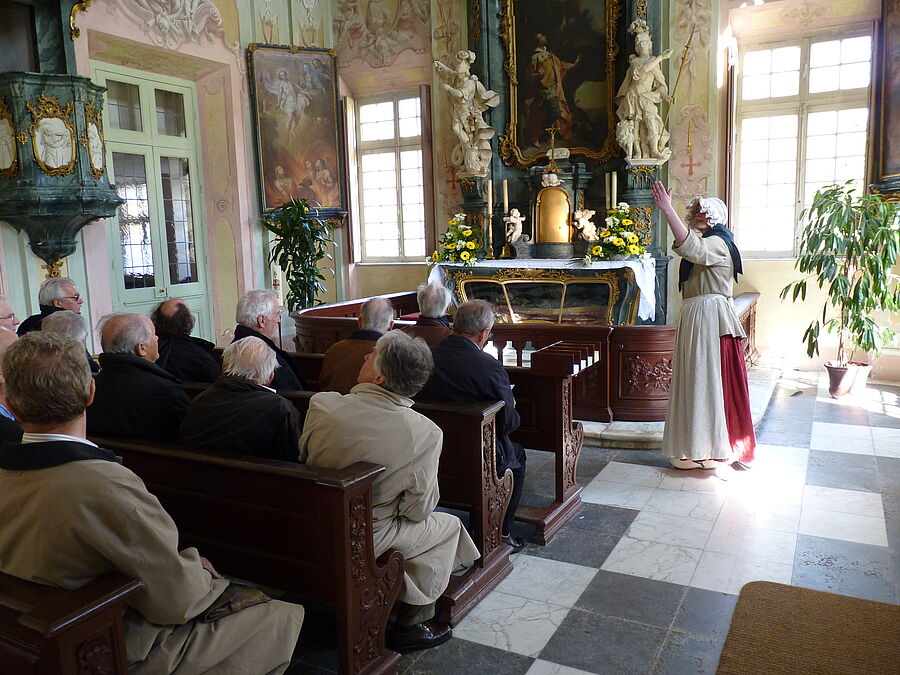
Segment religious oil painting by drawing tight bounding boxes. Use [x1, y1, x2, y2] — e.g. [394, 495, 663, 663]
[498, 0, 621, 168]
[880, 0, 900, 179]
[248, 44, 343, 211]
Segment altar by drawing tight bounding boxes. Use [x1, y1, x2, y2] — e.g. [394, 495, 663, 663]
[428, 258, 658, 325]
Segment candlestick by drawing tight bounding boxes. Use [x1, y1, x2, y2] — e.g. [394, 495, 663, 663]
[605, 173, 611, 210]
[502, 179, 509, 214]
[486, 180, 493, 215]
[485, 181, 495, 259]
[612, 172, 617, 206]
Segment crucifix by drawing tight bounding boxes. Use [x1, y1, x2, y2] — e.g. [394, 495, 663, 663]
[544, 124, 560, 173]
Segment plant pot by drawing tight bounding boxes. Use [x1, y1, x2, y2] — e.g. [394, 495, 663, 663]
[824, 361, 872, 399]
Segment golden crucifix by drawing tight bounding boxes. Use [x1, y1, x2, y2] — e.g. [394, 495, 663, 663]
[544, 124, 560, 173]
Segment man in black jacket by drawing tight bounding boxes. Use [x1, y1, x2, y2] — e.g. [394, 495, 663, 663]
[87, 313, 190, 442]
[17, 277, 84, 336]
[179, 336, 301, 462]
[416, 300, 527, 552]
[151, 298, 220, 383]
[232, 289, 306, 391]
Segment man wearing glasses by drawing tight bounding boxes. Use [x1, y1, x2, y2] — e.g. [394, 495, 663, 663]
[17, 277, 84, 336]
[0, 296, 19, 334]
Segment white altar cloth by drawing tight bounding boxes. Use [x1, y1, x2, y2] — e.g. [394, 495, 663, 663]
[428, 257, 657, 321]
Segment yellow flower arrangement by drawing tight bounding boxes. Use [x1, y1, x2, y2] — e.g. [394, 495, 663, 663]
[429, 213, 481, 267]
[627, 234, 639, 244]
[622, 219, 633, 226]
[591, 245, 602, 256]
[627, 244, 641, 255]
[582, 201, 649, 264]
[599, 230, 611, 238]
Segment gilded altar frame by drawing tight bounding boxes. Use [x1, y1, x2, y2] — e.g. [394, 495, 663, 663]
[450, 267, 640, 325]
[498, 0, 623, 168]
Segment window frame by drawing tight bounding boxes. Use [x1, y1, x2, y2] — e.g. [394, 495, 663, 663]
[732, 23, 873, 259]
[354, 88, 430, 263]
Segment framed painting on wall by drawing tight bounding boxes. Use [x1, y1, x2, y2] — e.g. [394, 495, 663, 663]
[498, 0, 622, 168]
[248, 44, 343, 212]
[878, 0, 900, 181]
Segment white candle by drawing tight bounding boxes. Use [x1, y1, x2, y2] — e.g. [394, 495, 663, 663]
[502, 179, 509, 214]
[486, 180, 493, 215]
[605, 173, 611, 209]
[612, 172, 618, 206]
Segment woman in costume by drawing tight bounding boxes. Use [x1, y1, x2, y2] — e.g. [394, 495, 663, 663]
[651, 181, 756, 470]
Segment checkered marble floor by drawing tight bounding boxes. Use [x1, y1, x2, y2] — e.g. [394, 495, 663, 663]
[289, 373, 899, 674]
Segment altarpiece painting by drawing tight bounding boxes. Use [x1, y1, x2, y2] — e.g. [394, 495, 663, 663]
[248, 44, 343, 211]
[879, 0, 900, 180]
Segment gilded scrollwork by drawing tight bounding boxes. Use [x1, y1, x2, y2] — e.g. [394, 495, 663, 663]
[629, 205, 654, 246]
[84, 99, 106, 180]
[69, 0, 94, 40]
[0, 98, 19, 179]
[26, 94, 77, 178]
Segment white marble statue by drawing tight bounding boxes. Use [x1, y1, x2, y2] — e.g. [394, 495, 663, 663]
[434, 51, 500, 176]
[573, 209, 598, 241]
[541, 172, 562, 187]
[504, 208, 526, 243]
[616, 19, 673, 162]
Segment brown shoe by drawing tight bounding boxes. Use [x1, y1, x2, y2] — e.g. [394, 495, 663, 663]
[387, 619, 452, 653]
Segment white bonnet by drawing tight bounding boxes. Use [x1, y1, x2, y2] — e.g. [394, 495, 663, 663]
[692, 196, 728, 226]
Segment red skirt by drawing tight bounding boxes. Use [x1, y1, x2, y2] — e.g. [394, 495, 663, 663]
[720, 336, 756, 463]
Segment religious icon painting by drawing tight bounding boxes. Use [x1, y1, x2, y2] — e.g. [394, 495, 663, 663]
[498, 0, 622, 168]
[247, 44, 344, 212]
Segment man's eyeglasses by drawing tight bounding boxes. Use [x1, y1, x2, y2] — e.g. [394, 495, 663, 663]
[0, 314, 16, 321]
[61, 295, 81, 301]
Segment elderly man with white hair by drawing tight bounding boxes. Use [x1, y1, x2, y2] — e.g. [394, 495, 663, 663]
[87, 313, 191, 442]
[400, 282, 453, 346]
[318, 296, 394, 394]
[179, 336, 302, 462]
[17, 276, 84, 335]
[232, 289, 306, 391]
[301, 330, 478, 653]
[42, 309, 99, 373]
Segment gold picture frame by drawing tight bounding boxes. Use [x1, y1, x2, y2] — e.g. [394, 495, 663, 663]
[0, 98, 18, 180]
[878, 0, 900, 180]
[26, 94, 76, 178]
[83, 99, 106, 180]
[498, 0, 623, 168]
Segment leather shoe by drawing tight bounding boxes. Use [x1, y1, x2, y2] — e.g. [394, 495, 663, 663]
[387, 620, 452, 653]
[502, 533, 527, 553]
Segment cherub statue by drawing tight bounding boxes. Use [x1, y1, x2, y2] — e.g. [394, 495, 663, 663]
[434, 51, 500, 176]
[541, 172, 562, 187]
[504, 208, 526, 243]
[573, 209, 598, 241]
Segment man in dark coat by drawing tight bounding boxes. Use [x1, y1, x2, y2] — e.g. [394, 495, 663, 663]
[232, 289, 306, 391]
[416, 300, 527, 551]
[400, 282, 453, 347]
[17, 276, 84, 335]
[0, 326, 22, 446]
[319, 297, 393, 394]
[179, 336, 301, 462]
[87, 313, 190, 442]
[151, 298, 220, 383]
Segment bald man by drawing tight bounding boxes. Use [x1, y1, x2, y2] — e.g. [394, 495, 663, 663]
[86, 313, 191, 442]
[152, 298, 219, 383]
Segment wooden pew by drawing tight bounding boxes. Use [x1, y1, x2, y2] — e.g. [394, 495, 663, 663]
[0, 573, 142, 674]
[87, 438, 404, 675]
[733, 292, 760, 366]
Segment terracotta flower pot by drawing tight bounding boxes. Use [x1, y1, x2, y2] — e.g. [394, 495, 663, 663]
[825, 361, 872, 399]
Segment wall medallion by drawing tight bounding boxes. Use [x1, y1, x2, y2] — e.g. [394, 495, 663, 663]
[84, 99, 106, 180]
[0, 98, 18, 179]
[26, 94, 76, 178]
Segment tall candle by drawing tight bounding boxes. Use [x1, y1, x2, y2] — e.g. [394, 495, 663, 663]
[486, 180, 493, 215]
[605, 173, 611, 210]
[612, 172, 618, 206]
[502, 179, 509, 214]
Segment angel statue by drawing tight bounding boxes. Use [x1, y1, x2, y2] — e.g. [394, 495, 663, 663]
[615, 20, 673, 162]
[504, 208, 527, 243]
[573, 209, 598, 241]
[434, 51, 500, 176]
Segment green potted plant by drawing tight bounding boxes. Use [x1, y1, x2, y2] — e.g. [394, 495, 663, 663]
[781, 182, 899, 398]
[263, 197, 335, 311]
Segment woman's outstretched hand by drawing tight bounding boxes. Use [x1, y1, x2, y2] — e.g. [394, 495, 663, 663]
[651, 181, 674, 212]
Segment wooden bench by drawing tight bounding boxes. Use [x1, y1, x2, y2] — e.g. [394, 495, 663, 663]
[0, 573, 142, 674]
[733, 292, 760, 366]
[87, 438, 404, 675]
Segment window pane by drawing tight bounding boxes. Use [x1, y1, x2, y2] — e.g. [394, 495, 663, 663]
[398, 117, 421, 138]
[160, 157, 197, 284]
[743, 49, 772, 75]
[803, 108, 868, 207]
[841, 36, 872, 63]
[810, 40, 841, 68]
[771, 46, 801, 72]
[155, 89, 186, 137]
[359, 101, 394, 123]
[107, 80, 142, 132]
[839, 62, 870, 90]
[808, 110, 838, 135]
[112, 152, 154, 288]
[742, 74, 771, 100]
[770, 71, 799, 97]
[837, 107, 868, 133]
[809, 65, 840, 93]
[360, 120, 394, 141]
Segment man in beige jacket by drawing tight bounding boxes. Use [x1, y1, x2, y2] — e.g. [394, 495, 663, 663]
[301, 330, 479, 653]
[0, 332, 304, 674]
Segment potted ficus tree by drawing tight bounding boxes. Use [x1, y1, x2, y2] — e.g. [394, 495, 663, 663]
[781, 182, 900, 398]
[263, 197, 335, 311]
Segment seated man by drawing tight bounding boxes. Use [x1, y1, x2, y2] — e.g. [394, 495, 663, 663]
[87, 313, 191, 442]
[17, 276, 84, 335]
[400, 282, 453, 346]
[42, 309, 100, 373]
[417, 300, 527, 552]
[0, 332, 303, 674]
[233, 289, 306, 391]
[319, 297, 393, 394]
[179, 336, 302, 462]
[0, 294, 20, 334]
[152, 298, 220, 383]
[300, 331, 478, 652]
[0, 326, 21, 445]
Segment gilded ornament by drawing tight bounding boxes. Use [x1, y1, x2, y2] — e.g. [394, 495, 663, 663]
[41, 259, 65, 278]
[25, 94, 77, 178]
[69, 0, 94, 40]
